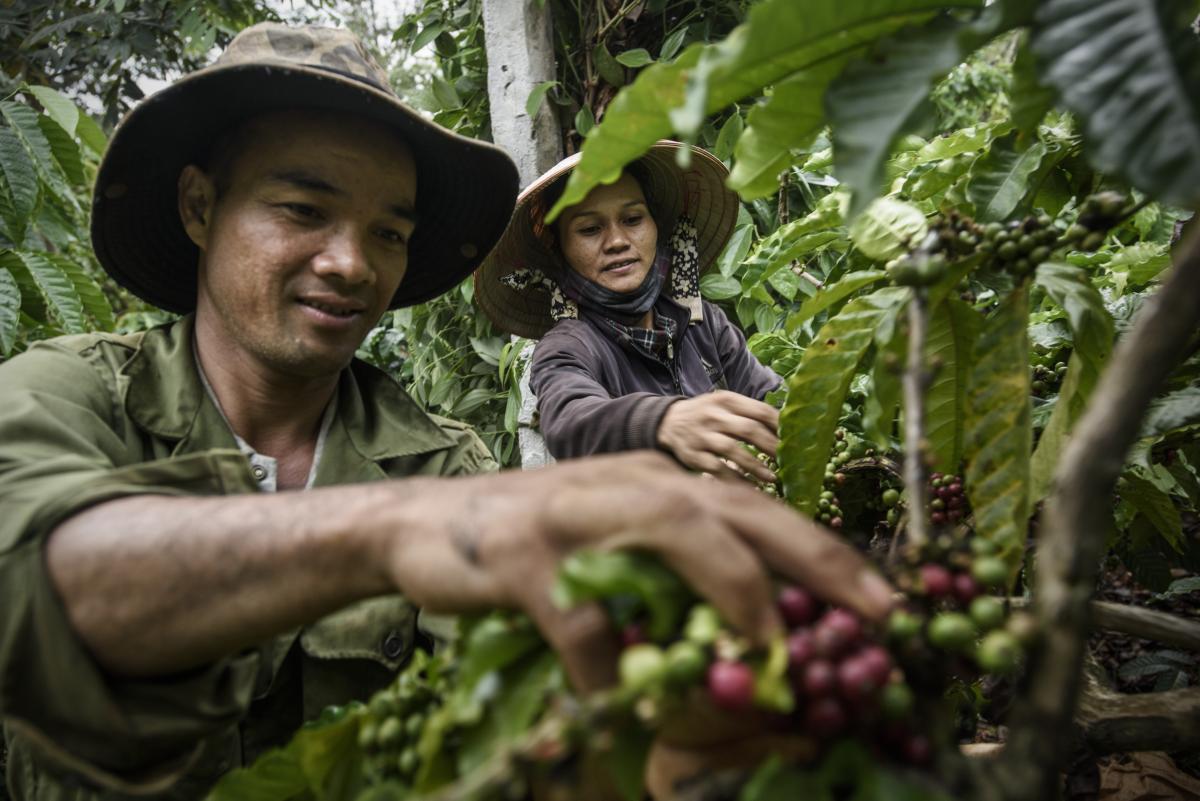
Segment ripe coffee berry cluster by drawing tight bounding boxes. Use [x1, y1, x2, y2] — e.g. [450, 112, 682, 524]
[927, 472, 967, 527]
[359, 672, 442, 783]
[889, 545, 1029, 678]
[978, 213, 1058, 277]
[779, 586, 932, 765]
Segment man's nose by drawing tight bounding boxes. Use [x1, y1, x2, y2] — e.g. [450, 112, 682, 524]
[312, 227, 373, 285]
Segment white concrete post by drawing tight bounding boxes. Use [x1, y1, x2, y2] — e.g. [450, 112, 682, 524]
[483, 0, 563, 468]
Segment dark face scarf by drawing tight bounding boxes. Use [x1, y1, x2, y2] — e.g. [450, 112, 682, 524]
[556, 242, 671, 326]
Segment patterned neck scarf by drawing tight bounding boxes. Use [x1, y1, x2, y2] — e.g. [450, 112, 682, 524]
[501, 217, 704, 334]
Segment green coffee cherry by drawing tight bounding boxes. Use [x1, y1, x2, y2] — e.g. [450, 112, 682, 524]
[888, 609, 923, 643]
[927, 612, 977, 652]
[685, 604, 722, 645]
[971, 556, 1009, 588]
[665, 640, 708, 685]
[378, 716, 404, 749]
[976, 630, 1022, 674]
[358, 721, 380, 751]
[969, 596, 1006, 631]
[882, 489, 901, 508]
[620, 644, 667, 691]
[880, 682, 915, 720]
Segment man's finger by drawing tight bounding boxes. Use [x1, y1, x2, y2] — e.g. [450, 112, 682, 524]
[703, 483, 894, 621]
[517, 579, 620, 693]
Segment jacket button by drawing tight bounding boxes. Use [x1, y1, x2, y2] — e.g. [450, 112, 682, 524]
[382, 631, 405, 660]
[251, 465, 267, 481]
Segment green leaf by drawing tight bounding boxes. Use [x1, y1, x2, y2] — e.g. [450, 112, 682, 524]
[925, 298, 983, 472]
[554, 550, 694, 641]
[602, 723, 654, 801]
[411, 23, 447, 52]
[615, 48, 654, 68]
[730, 59, 850, 199]
[863, 325, 904, 447]
[1010, 37, 1056, 134]
[546, 0, 984, 222]
[700, 273, 742, 300]
[0, 266, 19, 356]
[0, 127, 37, 245]
[459, 650, 561, 774]
[912, 124, 997, 164]
[1142, 386, 1200, 439]
[785, 270, 887, 334]
[11, 250, 86, 333]
[25, 86, 79, 136]
[713, 111, 744, 162]
[575, 105, 595, 137]
[37, 115, 85, 186]
[75, 113, 108, 156]
[1161, 577, 1200, 598]
[660, 26, 688, 61]
[44, 253, 114, 330]
[525, 80, 557, 119]
[593, 41, 627, 87]
[964, 288, 1031, 569]
[207, 705, 363, 801]
[456, 615, 542, 693]
[0, 100, 73, 205]
[1120, 470, 1183, 552]
[966, 131, 1048, 222]
[1031, 0, 1200, 208]
[847, 197, 927, 261]
[431, 76, 461, 110]
[827, 16, 974, 220]
[739, 757, 812, 801]
[1029, 262, 1113, 499]
[1107, 242, 1171, 287]
[780, 294, 898, 512]
[716, 223, 755, 278]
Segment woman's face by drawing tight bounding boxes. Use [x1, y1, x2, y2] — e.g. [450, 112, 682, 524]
[556, 172, 658, 293]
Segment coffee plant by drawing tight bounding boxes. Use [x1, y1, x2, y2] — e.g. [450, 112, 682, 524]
[205, 1, 1200, 800]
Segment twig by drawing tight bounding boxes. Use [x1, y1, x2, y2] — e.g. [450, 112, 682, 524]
[902, 290, 932, 549]
[595, 0, 643, 41]
[992, 223, 1200, 800]
[1007, 597, 1200, 652]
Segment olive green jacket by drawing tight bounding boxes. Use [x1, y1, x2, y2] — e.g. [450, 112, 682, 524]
[0, 318, 495, 800]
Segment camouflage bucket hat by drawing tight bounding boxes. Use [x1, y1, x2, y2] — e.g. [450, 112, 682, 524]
[92, 22, 519, 314]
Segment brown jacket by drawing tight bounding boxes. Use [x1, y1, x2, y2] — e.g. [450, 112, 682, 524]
[529, 299, 780, 459]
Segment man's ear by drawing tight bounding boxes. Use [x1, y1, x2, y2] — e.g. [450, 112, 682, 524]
[178, 166, 216, 250]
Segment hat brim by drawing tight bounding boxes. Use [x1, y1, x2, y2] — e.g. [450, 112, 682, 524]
[473, 142, 738, 339]
[92, 63, 518, 314]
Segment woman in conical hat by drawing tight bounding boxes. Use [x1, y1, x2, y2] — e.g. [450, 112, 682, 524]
[475, 142, 782, 481]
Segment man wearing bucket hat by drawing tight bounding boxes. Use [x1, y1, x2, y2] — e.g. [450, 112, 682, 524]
[475, 143, 783, 482]
[0, 24, 892, 800]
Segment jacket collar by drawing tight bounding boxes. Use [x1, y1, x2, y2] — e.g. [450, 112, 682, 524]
[123, 316, 454, 465]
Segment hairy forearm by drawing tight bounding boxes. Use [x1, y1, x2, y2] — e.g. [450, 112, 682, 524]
[46, 483, 417, 677]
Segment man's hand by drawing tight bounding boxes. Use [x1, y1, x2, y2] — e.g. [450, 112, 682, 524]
[381, 451, 892, 693]
[655, 391, 779, 482]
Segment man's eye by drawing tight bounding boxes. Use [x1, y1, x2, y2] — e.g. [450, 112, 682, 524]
[282, 203, 320, 219]
[378, 228, 408, 245]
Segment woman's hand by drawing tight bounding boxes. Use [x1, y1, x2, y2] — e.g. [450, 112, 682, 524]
[655, 390, 780, 482]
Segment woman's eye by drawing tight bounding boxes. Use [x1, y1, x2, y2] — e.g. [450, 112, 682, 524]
[625, 215, 644, 225]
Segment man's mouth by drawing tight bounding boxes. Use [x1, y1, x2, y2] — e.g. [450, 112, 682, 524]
[297, 298, 364, 319]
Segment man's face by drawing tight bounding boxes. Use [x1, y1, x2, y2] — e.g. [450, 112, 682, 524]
[183, 110, 417, 380]
[557, 173, 658, 294]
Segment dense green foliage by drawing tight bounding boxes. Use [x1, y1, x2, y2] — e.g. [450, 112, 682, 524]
[199, 0, 1199, 799]
[3, 0, 1198, 798]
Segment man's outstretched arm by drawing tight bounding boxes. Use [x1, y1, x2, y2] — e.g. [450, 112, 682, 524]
[48, 452, 894, 691]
